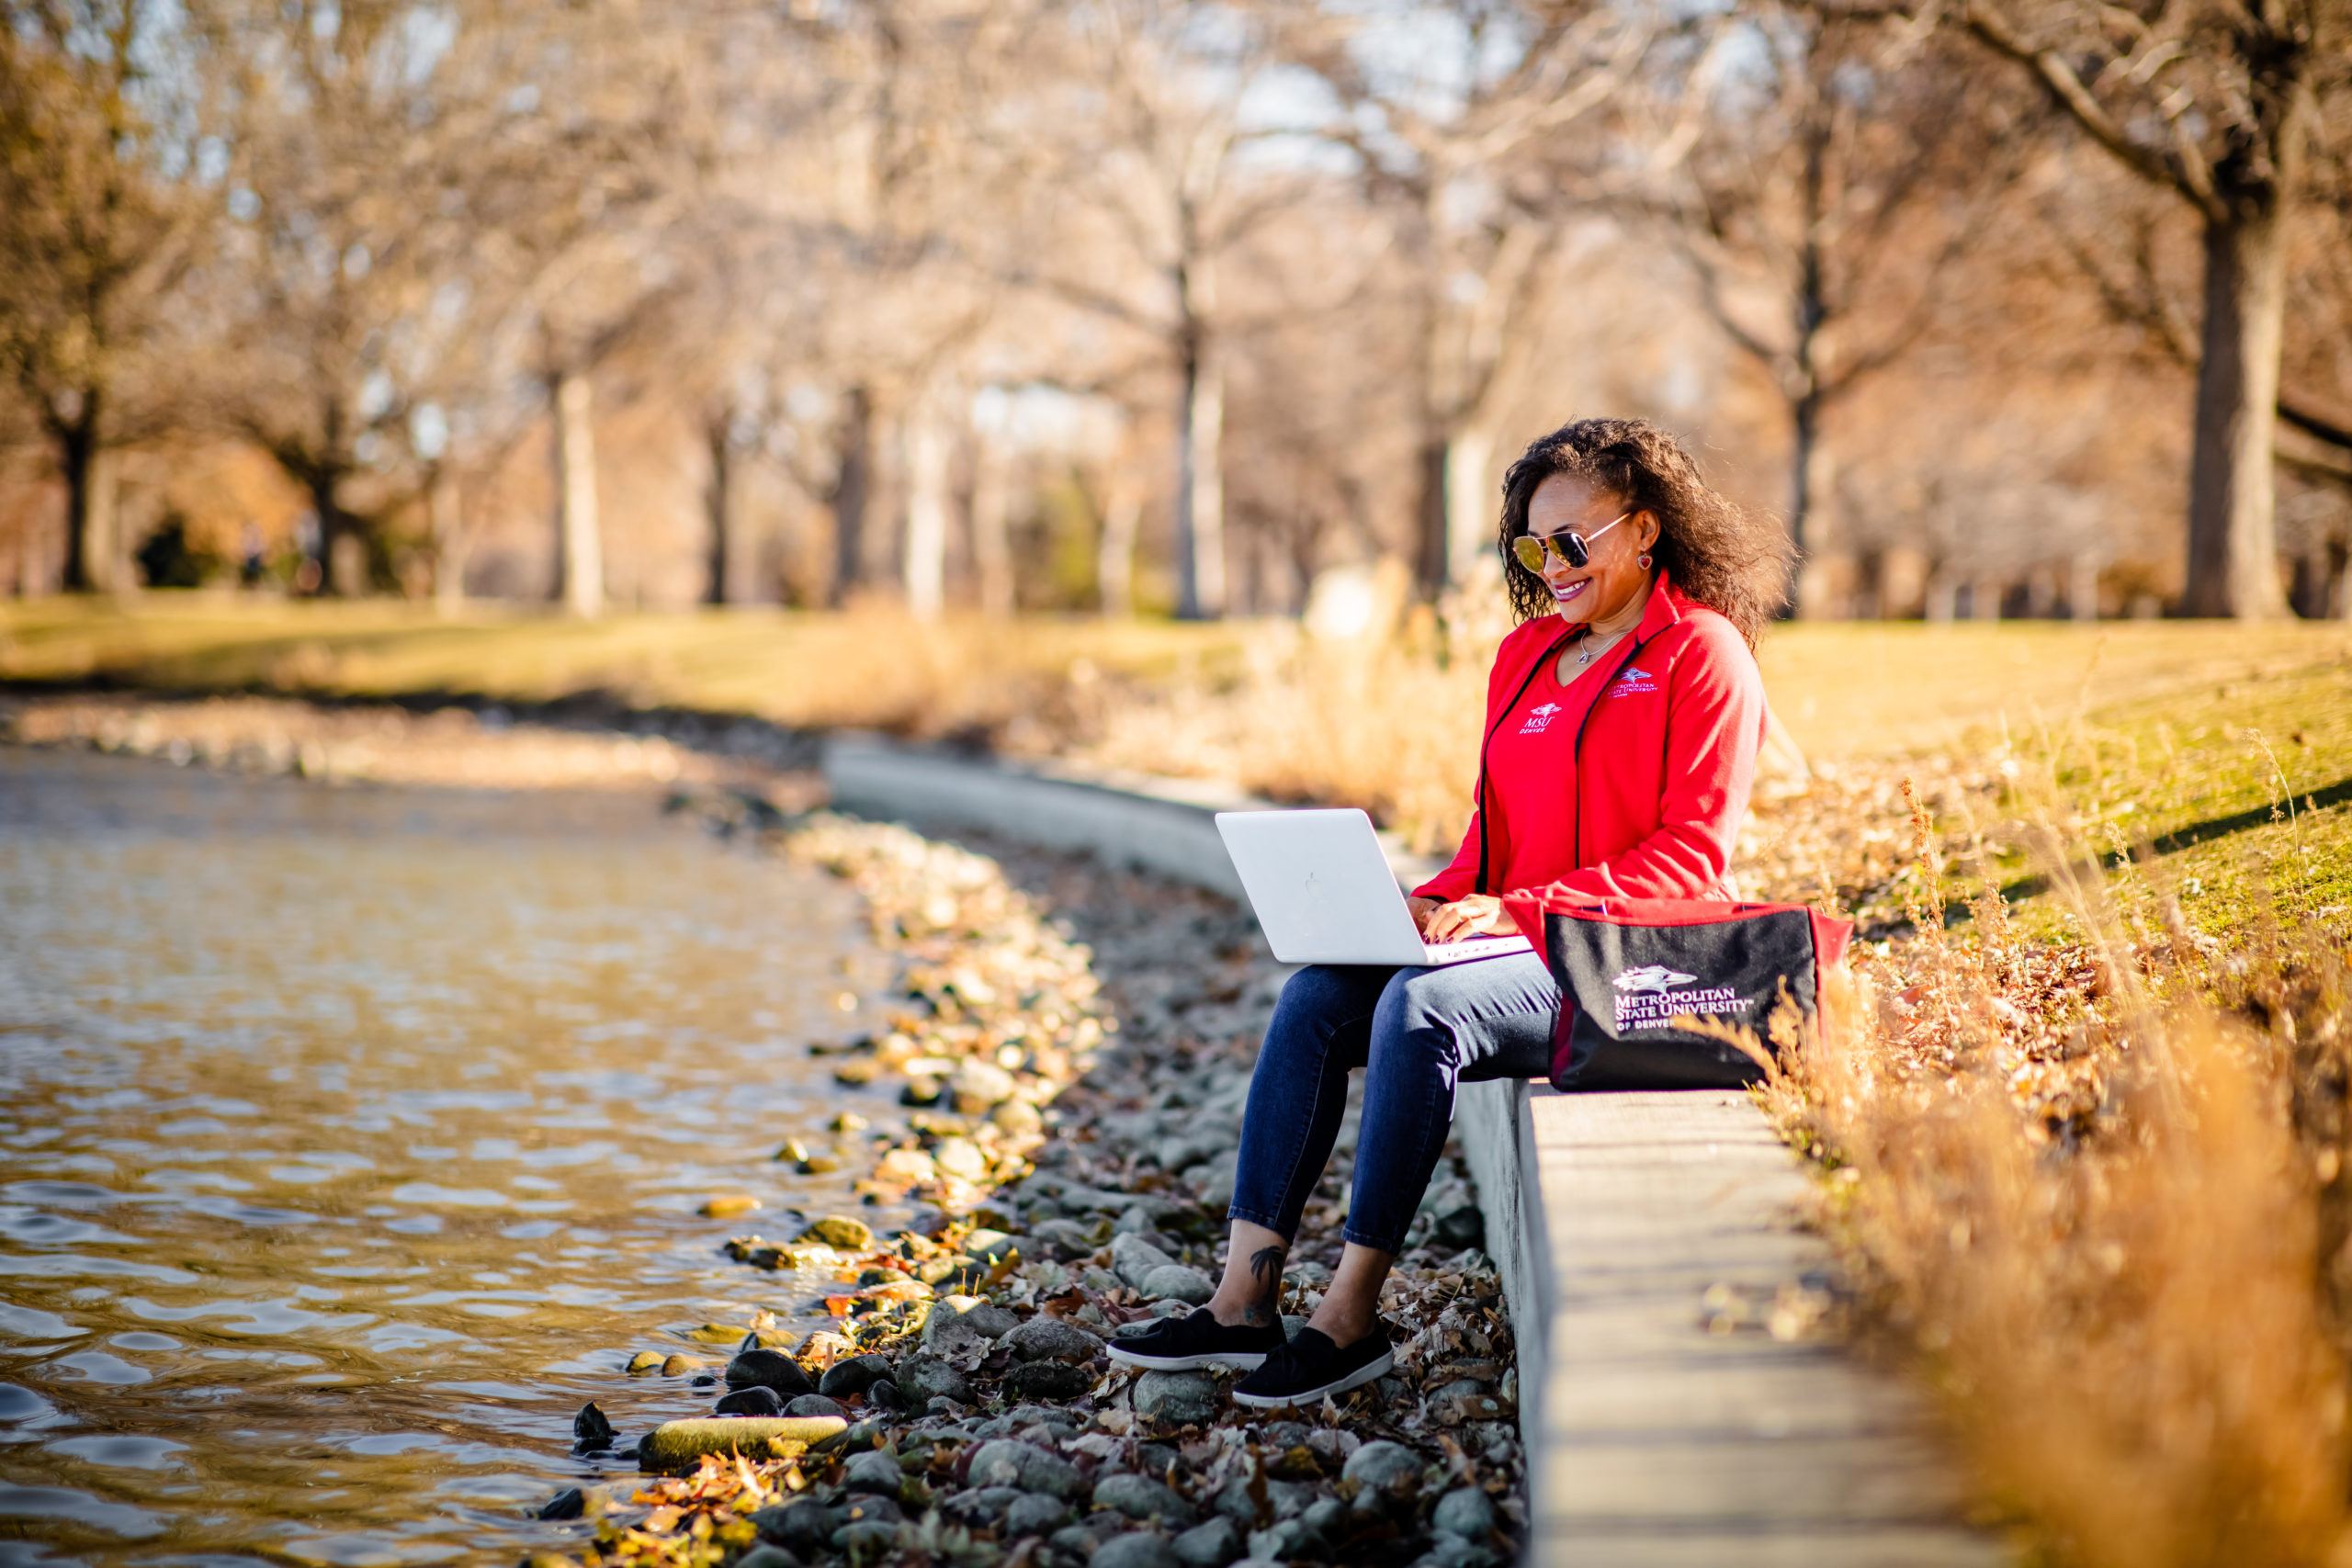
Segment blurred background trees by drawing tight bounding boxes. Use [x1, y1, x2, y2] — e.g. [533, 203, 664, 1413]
[1, 0, 2346, 619]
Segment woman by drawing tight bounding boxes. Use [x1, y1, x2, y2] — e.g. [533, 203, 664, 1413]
[1109, 417, 1792, 1407]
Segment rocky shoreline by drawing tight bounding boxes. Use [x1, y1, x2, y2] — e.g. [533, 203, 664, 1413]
[543, 807, 1524, 1568]
[2, 692, 1527, 1568]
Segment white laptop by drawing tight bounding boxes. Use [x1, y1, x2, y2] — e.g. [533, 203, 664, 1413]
[1214, 808, 1532, 967]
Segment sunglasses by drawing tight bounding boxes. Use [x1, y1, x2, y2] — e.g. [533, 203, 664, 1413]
[1511, 512, 1630, 573]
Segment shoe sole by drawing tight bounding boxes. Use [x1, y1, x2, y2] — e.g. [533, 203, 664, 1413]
[1105, 1346, 1270, 1371]
[1229, 1347, 1395, 1408]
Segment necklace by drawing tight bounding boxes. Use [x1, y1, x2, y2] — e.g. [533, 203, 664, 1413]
[1576, 627, 1623, 665]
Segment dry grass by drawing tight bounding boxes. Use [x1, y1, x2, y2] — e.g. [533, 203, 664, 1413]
[1742, 771, 2352, 1567]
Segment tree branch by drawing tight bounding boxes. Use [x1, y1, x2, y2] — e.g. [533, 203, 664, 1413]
[1958, 0, 2224, 221]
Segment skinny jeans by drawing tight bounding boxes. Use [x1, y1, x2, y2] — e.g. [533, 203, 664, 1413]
[1226, 953, 1558, 1255]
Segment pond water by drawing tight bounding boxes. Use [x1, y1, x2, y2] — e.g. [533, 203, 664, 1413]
[0, 748, 900, 1564]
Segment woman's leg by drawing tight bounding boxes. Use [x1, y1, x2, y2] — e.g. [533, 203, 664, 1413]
[1305, 952, 1559, 1347]
[1204, 964, 1394, 1327]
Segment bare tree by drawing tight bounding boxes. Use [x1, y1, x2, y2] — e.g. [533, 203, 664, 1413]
[1284, 0, 1652, 592]
[1929, 0, 2351, 618]
[1008, 0, 1309, 619]
[1623, 4, 2027, 613]
[0, 1, 213, 592]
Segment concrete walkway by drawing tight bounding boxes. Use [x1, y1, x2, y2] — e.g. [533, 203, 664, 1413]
[1515, 1089, 1998, 1566]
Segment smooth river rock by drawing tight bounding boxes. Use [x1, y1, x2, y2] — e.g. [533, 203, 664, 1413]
[1093, 1532, 1182, 1568]
[1136, 1263, 1215, 1304]
[1130, 1370, 1219, 1426]
[1003, 1315, 1103, 1363]
[894, 1354, 974, 1406]
[727, 1348, 815, 1397]
[1094, 1472, 1196, 1525]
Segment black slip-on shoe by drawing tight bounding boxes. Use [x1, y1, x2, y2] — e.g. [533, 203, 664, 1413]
[1105, 1308, 1283, 1371]
[1228, 1326, 1393, 1408]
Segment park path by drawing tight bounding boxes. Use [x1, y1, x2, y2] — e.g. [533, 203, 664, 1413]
[1521, 1089, 2001, 1566]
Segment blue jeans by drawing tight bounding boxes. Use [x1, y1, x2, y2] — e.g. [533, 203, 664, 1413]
[1227, 953, 1559, 1255]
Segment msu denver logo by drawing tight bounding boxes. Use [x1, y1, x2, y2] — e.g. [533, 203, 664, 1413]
[1609, 664, 1658, 695]
[1517, 701, 1564, 736]
[1614, 964, 1696, 993]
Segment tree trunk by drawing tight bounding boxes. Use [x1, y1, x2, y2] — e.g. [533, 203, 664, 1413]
[1444, 424, 1496, 585]
[831, 386, 872, 607]
[903, 403, 949, 620]
[705, 416, 732, 607]
[1174, 339, 1226, 619]
[1411, 434, 1448, 595]
[431, 467, 466, 617]
[553, 370, 604, 617]
[1786, 387, 1820, 616]
[971, 432, 1012, 619]
[1099, 473, 1139, 617]
[56, 400, 114, 594]
[2182, 208, 2290, 618]
[309, 465, 363, 597]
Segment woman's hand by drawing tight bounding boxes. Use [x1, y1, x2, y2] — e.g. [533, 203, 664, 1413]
[1420, 894, 1519, 942]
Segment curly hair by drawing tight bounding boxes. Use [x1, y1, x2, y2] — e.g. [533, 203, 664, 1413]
[1495, 418, 1791, 645]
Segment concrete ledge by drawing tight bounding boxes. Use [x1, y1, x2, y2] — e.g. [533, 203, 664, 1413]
[820, 733, 1996, 1566]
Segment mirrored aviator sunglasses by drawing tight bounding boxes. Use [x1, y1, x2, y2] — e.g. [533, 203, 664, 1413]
[1510, 511, 1628, 573]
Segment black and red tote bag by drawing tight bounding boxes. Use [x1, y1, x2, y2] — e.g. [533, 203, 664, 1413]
[1499, 893, 1854, 1092]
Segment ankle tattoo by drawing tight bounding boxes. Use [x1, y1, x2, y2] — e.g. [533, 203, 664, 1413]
[1241, 1243, 1287, 1326]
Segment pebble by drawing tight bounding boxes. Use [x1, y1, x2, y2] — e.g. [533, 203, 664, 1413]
[1173, 1516, 1243, 1568]
[1095, 1472, 1196, 1525]
[832, 1520, 899, 1555]
[933, 1137, 989, 1179]
[1027, 1218, 1097, 1258]
[951, 1060, 1017, 1112]
[700, 1194, 762, 1218]
[818, 1353, 894, 1399]
[1137, 1263, 1215, 1304]
[537, 1486, 585, 1521]
[751, 1499, 823, 1548]
[1430, 1485, 1495, 1540]
[841, 1449, 905, 1496]
[894, 1354, 975, 1406]
[801, 1214, 876, 1250]
[966, 1438, 1085, 1500]
[625, 1350, 663, 1376]
[571, 1402, 615, 1450]
[1003, 1491, 1073, 1536]
[715, 1385, 785, 1417]
[1007, 1360, 1091, 1401]
[786, 1394, 845, 1419]
[1131, 1370, 1220, 1425]
[924, 1297, 1020, 1347]
[726, 1349, 815, 1397]
[1004, 1316, 1103, 1363]
[876, 1148, 937, 1184]
[1340, 1440, 1422, 1507]
[991, 1099, 1044, 1135]
[662, 1353, 707, 1377]
[1093, 1533, 1182, 1568]
[1110, 1232, 1180, 1288]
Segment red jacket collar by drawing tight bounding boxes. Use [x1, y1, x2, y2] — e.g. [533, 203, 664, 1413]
[1563, 571, 1690, 645]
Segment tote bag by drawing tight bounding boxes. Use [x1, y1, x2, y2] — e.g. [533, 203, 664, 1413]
[1499, 892, 1854, 1092]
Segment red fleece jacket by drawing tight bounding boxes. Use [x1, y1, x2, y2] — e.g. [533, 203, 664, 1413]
[1412, 576, 1767, 907]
